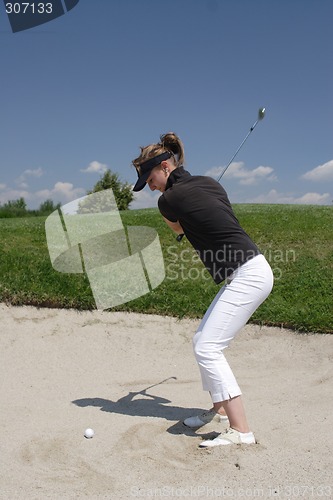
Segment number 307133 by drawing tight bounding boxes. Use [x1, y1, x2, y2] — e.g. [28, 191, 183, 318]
[6, 3, 53, 14]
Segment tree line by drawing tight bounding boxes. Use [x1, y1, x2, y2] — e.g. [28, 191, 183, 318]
[0, 170, 134, 218]
[0, 198, 61, 218]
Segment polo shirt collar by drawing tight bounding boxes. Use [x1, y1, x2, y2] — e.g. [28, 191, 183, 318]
[165, 167, 191, 190]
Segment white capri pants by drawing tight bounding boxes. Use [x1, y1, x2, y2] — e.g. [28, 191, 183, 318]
[193, 254, 274, 403]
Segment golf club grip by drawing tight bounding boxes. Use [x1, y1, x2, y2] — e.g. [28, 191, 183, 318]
[176, 233, 185, 242]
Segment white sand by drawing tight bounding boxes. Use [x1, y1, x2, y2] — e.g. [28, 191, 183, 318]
[0, 303, 332, 499]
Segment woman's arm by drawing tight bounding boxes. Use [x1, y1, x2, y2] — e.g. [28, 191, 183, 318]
[162, 216, 184, 235]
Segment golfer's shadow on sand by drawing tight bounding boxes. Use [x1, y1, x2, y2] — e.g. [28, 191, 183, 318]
[72, 379, 216, 438]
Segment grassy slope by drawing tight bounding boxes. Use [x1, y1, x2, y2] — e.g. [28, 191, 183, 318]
[0, 205, 332, 333]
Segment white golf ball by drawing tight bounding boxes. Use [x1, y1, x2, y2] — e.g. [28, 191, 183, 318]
[84, 428, 94, 439]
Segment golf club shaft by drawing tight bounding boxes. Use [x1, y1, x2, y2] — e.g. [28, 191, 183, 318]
[176, 108, 266, 242]
[216, 117, 260, 182]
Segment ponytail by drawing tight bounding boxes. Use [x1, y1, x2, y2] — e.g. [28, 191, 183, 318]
[132, 132, 185, 172]
[159, 132, 185, 167]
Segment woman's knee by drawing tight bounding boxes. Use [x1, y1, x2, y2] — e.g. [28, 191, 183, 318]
[193, 331, 212, 361]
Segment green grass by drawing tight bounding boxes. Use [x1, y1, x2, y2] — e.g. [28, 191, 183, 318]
[0, 204, 332, 333]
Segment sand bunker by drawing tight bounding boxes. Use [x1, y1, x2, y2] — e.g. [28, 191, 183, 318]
[0, 304, 332, 499]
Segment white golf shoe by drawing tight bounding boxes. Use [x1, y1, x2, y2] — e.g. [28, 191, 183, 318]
[199, 427, 255, 447]
[183, 409, 229, 428]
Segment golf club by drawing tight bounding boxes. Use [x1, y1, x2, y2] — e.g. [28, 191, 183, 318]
[217, 107, 266, 182]
[176, 107, 266, 242]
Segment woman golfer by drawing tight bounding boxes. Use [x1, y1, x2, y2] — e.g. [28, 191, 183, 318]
[132, 132, 274, 447]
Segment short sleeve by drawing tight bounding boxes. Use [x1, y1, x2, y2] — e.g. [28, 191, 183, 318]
[158, 195, 178, 223]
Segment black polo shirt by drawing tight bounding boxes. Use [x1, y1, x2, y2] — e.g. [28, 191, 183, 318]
[158, 167, 260, 284]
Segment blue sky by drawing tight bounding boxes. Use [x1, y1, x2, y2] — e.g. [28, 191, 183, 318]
[0, 0, 332, 210]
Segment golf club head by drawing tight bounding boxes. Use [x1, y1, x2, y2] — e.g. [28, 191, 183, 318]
[258, 107, 266, 120]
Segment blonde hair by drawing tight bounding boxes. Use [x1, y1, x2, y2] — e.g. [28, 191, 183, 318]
[132, 132, 185, 175]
